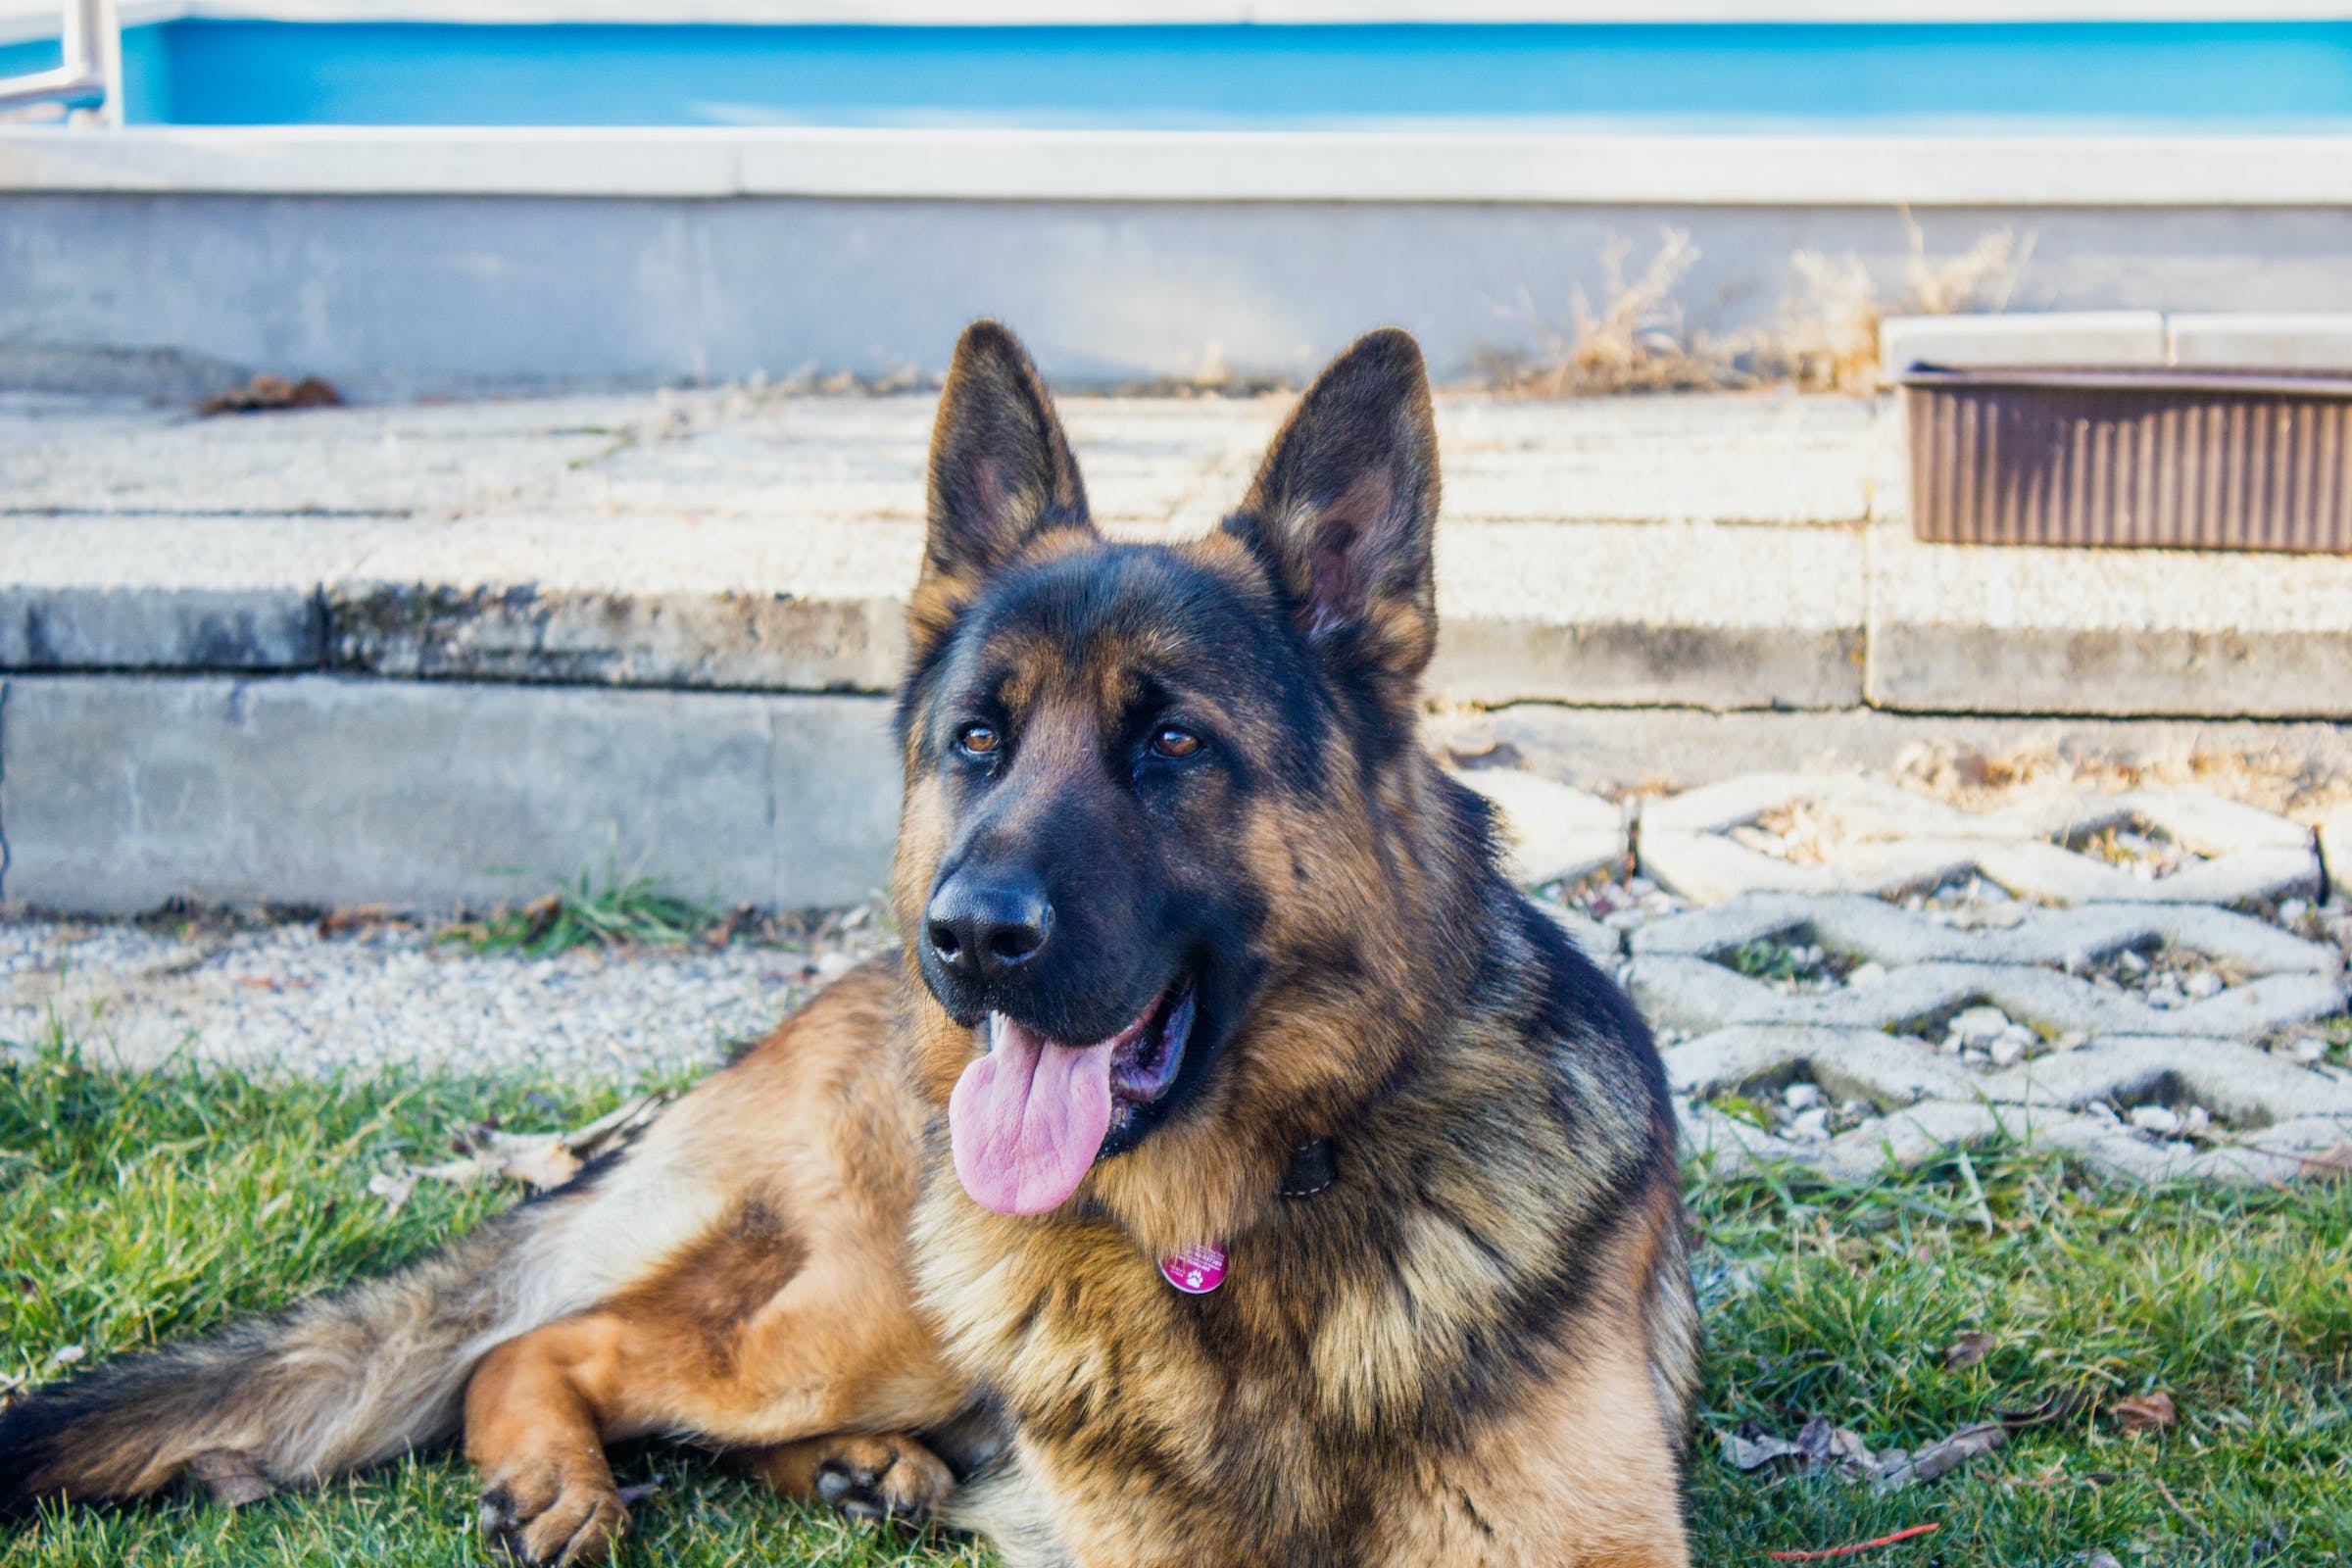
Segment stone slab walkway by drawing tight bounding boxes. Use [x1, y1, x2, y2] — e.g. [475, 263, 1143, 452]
[7, 386, 2352, 717]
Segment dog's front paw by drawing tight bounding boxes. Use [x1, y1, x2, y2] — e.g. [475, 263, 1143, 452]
[479, 1460, 629, 1567]
[812, 1434, 956, 1524]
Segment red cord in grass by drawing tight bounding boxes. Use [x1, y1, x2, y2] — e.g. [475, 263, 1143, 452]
[1768, 1523, 1941, 1560]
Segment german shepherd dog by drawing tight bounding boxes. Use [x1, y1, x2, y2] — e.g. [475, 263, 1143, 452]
[0, 323, 1698, 1566]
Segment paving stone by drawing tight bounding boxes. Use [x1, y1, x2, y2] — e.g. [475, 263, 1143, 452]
[0, 414, 617, 515]
[1979, 1036, 2352, 1124]
[1632, 956, 2345, 1040]
[1867, 521, 2352, 720]
[2322, 806, 2352, 906]
[1663, 1025, 1980, 1110]
[1672, 1040, 2352, 1187]
[0, 514, 406, 670]
[1636, 773, 2321, 906]
[325, 513, 922, 693]
[1536, 902, 1623, 966]
[1430, 521, 1867, 710]
[545, 394, 1274, 529]
[1435, 394, 1879, 527]
[1678, 1095, 2060, 1186]
[1632, 894, 2342, 976]
[1449, 767, 1628, 887]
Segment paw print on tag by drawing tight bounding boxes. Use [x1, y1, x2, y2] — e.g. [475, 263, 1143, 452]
[1159, 1245, 1227, 1295]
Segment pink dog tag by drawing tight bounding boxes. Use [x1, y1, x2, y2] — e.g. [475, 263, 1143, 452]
[1159, 1244, 1228, 1295]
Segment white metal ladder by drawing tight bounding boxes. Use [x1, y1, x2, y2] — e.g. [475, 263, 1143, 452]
[0, 0, 122, 124]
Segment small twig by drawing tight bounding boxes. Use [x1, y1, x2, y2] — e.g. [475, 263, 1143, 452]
[2149, 1473, 2211, 1544]
[1770, 1523, 1940, 1561]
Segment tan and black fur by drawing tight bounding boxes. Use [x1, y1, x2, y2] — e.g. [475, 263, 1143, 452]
[0, 322, 1698, 1567]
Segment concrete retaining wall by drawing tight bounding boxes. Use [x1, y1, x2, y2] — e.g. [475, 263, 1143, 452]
[0, 674, 902, 913]
[12, 194, 2352, 396]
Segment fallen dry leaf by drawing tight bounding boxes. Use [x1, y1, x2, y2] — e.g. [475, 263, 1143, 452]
[187, 1449, 276, 1506]
[1942, 1332, 1993, 1371]
[197, 373, 341, 416]
[2113, 1392, 2178, 1433]
[1872, 1422, 2006, 1492]
[1727, 1413, 2012, 1493]
[317, 906, 393, 938]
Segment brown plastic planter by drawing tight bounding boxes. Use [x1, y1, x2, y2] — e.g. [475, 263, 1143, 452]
[1900, 366, 2352, 553]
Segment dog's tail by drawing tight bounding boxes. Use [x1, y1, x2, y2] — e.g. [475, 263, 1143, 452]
[0, 1163, 630, 1520]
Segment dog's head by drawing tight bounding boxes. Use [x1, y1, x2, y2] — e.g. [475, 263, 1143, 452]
[894, 321, 1469, 1241]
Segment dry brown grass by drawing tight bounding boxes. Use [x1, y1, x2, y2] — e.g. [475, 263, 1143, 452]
[1891, 738, 2352, 823]
[1477, 228, 1750, 396]
[1777, 212, 2036, 394]
[1479, 213, 2035, 398]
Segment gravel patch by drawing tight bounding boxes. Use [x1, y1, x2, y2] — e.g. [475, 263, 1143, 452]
[1889, 873, 2035, 929]
[1, 915, 891, 1082]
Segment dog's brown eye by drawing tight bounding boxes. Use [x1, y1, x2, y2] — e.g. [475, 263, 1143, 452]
[1150, 726, 1201, 760]
[956, 723, 1000, 757]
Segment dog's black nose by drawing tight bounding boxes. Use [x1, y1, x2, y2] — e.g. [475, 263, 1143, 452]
[925, 871, 1053, 986]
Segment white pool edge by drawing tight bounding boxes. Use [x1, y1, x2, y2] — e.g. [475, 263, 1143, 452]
[10, 1, 2352, 47]
[7, 124, 2352, 203]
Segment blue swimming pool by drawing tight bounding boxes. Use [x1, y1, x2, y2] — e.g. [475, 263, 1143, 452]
[3, 19, 2351, 131]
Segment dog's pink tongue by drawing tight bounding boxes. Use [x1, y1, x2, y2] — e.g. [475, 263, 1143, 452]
[950, 1017, 1116, 1215]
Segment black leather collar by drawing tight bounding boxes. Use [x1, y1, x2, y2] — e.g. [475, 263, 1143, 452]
[1279, 1138, 1336, 1198]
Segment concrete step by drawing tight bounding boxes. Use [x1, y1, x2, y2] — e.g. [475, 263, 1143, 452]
[1, 389, 1888, 711]
[7, 387, 2352, 919]
[8, 387, 2351, 719]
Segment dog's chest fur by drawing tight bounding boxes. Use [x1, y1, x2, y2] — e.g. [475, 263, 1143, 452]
[909, 1011, 1665, 1568]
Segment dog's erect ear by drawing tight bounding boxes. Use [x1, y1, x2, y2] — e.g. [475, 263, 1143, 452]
[921, 321, 1093, 594]
[1221, 327, 1440, 682]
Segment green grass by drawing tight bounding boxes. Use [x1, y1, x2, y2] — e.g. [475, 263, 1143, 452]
[438, 872, 720, 959]
[4, 1027, 2347, 1566]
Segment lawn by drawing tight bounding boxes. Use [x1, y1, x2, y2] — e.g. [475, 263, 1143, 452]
[2, 1028, 2345, 1567]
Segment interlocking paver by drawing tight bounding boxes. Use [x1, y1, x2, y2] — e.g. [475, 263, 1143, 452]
[1663, 1025, 1980, 1110]
[1631, 956, 2347, 1040]
[1980, 1036, 2352, 1122]
[1637, 854, 2352, 1185]
[2322, 806, 2352, 905]
[1677, 1062, 2352, 1188]
[1636, 774, 2321, 906]
[1629, 893, 2338, 973]
[1452, 767, 1629, 888]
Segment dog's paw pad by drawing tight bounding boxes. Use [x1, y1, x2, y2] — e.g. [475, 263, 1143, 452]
[478, 1470, 629, 1566]
[813, 1436, 955, 1524]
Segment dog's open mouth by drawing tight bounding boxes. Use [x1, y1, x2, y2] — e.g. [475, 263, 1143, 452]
[948, 980, 1196, 1216]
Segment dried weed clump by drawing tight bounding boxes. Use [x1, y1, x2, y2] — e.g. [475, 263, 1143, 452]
[1480, 212, 2036, 398]
[1778, 214, 2036, 393]
[1477, 228, 1749, 396]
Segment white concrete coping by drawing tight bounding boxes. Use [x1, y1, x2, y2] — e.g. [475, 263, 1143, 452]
[2168, 314, 2352, 369]
[8, 0, 2349, 45]
[1880, 313, 2169, 376]
[1884, 310, 2352, 375]
[13, 124, 2352, 204]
